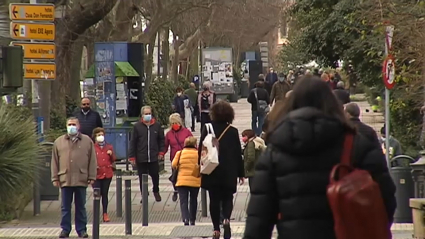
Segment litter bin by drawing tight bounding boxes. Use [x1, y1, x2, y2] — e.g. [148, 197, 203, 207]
[411, 150, 425, 198]
[240, 80, 249, 98]
[390, 155, 415, 223]
[229, 85, 239, 103]
[39, 142, 59, 201]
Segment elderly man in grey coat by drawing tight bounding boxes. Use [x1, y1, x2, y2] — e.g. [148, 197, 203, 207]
[51, 117, 97, 238]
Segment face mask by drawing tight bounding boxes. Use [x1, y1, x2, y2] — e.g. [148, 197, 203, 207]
[143, 114, 152, 122]
[278, 77, 285, 82]
[242, 136, 248, 143]
[67, 126, 78, 135]
[172, 124, 180, 131]
[177, 92, 182, 96]
[96, 135, 105, 143]
[381, 137, 386, 141]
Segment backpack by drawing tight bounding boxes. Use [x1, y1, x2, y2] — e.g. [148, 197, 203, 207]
[200, 123, 231, 175]
[201, 93, 211, 110]
[327, 133, 391, 239]
[254, 89, 270, 115]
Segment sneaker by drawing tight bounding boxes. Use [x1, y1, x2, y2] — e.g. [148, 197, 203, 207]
[153, 192, 162, 202]
[59, 231, 69, 238]
[172, 192, 178, 202]
[103, 213, 110, 222]
[190, 221, 195, 226]
[78, 231, 89, 238]
[183, 219, 189, 226]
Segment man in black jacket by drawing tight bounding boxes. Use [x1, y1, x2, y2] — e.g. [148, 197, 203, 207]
[344, 103, 380, 147]
[73, 98, 103, 137]
[333, 81, 350, 105]
[129, 105, 165, 203]
[247, 81, 270, 136]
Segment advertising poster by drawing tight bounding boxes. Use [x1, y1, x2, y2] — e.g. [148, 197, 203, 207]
[202, 48, 234, 94]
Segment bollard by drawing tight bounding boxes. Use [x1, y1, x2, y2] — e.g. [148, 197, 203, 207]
[142, 174, 149, 226]
[33, 169, 41, 216]
[125, 179, 132, 235]
[116, 169, 123, 217]
[201, 188, 207, 217]
[92, 188, 101, 239]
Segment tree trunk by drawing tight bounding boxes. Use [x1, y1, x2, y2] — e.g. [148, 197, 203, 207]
[161, 27, 170, 80]
[145, 36, 156, 91]
[70, 36, 85, 102]
[51, 0, 118, 115]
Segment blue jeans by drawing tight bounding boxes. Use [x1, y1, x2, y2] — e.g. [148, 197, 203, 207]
[60, 187, 87, 234]
[251, 111, 265, 136]
[177, 186, 199, 222]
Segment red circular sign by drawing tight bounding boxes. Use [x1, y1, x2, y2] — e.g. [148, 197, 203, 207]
[382, 55, 396, 90]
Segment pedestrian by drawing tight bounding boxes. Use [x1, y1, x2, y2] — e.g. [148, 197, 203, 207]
[92, 127, 116, 223]
[265, 67, 277, 95]
[198, 81, 216, 131]
[184, 83, 198, 132]
[243, 75, 396, 239]
[172, 136, 201, 226]
[247, 81, 270, 136]
[270, 72, 291, 107]
[51, 117, 97, 238]
[161, 113, 193, 202]
[344, 103, 380, 147]
[241, 129, 265, 192]
[198, 101, 245, 239]
[333, 81, 350, 105]
[173, 87, 189, 125]
[73, 97, 103, 138]
[129, 106, 165, 203]
[380, 124, 403, 160]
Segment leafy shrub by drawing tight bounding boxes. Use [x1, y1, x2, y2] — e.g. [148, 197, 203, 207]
[146, 78, 175, 126]
[177, 74, 190, 90]
[0, 104, 42, 221]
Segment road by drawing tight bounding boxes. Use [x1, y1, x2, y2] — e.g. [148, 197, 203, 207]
[0, 95, 402, 238]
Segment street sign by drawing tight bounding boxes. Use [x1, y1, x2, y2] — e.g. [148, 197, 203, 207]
[382, 55, 395, 90]
[9, 22, 55, 41]
[24, 63, 56, 80]
[11, 42, 55, 60]
[9, 4, 54, 21]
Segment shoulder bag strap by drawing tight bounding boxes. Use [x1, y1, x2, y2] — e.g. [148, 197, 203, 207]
[254, 89, 258, 100]
[176, 149, 183, 168]
[206, 123, 215, 136]
[174, 132, 183, 149]
[217, 124, 232, 141]
[341, 133, 354, 166]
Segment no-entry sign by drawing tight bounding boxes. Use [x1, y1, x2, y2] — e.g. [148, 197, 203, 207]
[382, 55, 395, 89]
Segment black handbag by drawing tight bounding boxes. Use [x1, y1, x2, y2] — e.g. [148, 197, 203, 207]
[169, 150, 183, 184]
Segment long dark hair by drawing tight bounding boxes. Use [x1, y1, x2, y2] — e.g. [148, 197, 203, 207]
[267, 75, 354, 135]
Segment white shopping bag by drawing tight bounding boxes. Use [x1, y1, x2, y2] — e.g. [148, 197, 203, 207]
[200, 123, 220, 174]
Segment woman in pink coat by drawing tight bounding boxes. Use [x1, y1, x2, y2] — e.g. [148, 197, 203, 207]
[159, 113, 193, 202]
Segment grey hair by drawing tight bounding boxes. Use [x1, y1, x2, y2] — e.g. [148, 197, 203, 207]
[66, 117, 79, 123]
[337, 81, 345, 88]
[202, 81, 211, 88]
[140, 105, 152, 114]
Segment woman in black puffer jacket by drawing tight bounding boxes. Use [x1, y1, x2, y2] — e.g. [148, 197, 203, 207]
[243, 76, 396, 239]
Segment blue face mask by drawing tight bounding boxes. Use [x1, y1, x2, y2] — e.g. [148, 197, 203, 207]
[143, 114, 152, 122]
[67, 125, 78, 135]
[278, 77, 285, 82]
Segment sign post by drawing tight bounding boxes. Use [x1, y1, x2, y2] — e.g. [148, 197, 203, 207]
[383, 24, 394, 168]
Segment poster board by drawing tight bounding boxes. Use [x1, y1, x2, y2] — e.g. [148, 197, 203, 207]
[202, 48, 234, 94]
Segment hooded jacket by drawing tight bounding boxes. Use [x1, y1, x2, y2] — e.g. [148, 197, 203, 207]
[243, 107, 396, 239]
[129, 118, 165, 163]
[243, 136, 266, 177]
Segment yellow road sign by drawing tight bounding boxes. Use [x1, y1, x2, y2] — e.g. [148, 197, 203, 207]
[10, 22, 55, 41]
[11, 42, 55, 60]
[24, 63, 56, 80]
[9, 4, 55, 21]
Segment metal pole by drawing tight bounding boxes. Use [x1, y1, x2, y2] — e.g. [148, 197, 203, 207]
[385, 89, 391, 169]
[126, 131, 129, 171]
[201, 189, 207, 217]
[142, 174, 149, 226]
[116, 169, 123, 217]
[124, 179, 132, 235]
[32, 172, 40, 216]
[92, 188, 101, 239]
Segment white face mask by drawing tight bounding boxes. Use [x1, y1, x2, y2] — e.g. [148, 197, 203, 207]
[177, 92, 182, 96]
[96, 135, 105, 143]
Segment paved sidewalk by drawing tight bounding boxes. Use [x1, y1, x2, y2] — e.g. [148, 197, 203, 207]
[0, 222, 414, 238]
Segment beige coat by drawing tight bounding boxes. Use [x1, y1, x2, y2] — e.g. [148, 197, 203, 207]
[51, 133, 97, 187]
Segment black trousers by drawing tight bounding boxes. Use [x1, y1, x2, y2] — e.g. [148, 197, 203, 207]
[200, 112, 211, 132]
[248, 177, 254, 193]
[177, 186, 200, 222]
[208, 189, 234, 231]
[93, 178, 112, 213]
[136, 162, 160, 193]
